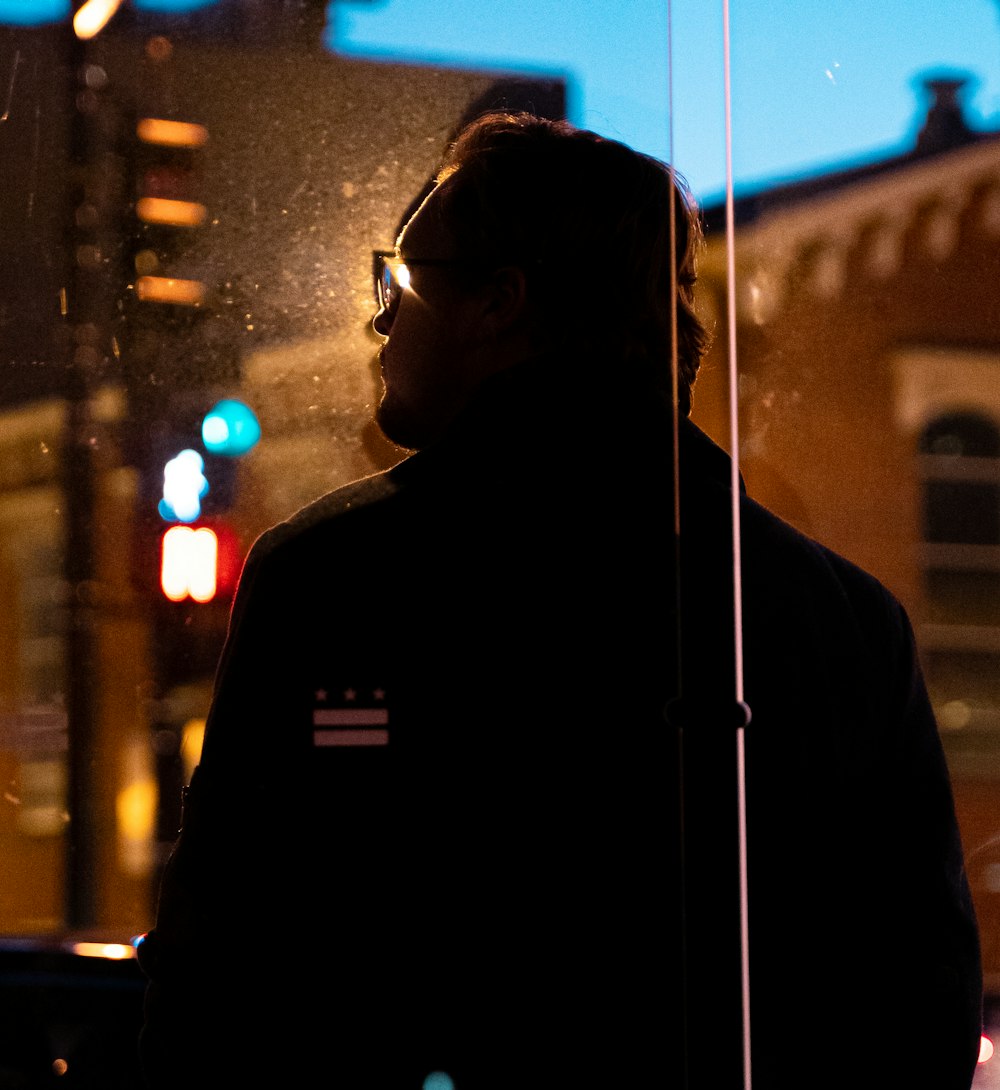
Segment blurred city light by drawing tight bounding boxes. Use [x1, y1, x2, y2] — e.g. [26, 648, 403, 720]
[0, 0, 217, 20]
[70, 942, 135, 960]
[160, 525, 218, 602]
[136, 117, 209, 149]
[72, 0, 123, 38]
[181, 717, 205, 781]
[423, 1073, 455, 1090]
[980, 1034, 995, 1063]
[202, 399, 261, 456]
[159, 448, 209, 523]
[133, 0, 217, 10]
[135, 275, 205, 306]
[136, 196, 207, 228]
[0, 0, 69, 24]
[116, 782, 156, 871]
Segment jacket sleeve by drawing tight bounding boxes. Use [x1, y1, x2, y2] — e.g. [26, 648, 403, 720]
[891, 598, 983, 1081]
[848, 582, 984, 1088]
[135, 528, 301, 1089]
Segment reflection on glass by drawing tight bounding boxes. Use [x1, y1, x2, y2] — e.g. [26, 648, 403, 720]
[0, 0, 998, 1042]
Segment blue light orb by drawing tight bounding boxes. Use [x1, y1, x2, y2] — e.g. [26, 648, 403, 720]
[202, 399, 261, 457]
[133, 0, 218, 11]
[159, 448, 209, 523]
[0, 0, 70, 24]
[423, 1073, 455, 1090]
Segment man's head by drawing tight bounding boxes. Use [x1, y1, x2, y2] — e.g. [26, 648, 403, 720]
[373, 111, 709, 450]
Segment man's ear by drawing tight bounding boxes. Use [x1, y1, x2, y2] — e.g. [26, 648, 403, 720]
[480, 265, 529, 338]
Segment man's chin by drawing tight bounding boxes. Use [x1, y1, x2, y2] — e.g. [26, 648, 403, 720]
[375, 399, 421, 452]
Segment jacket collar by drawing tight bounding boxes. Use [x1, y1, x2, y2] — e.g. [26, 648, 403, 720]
[390, 354, 740, 494]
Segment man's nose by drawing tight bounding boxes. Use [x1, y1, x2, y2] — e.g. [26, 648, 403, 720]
[372, 305, 393, 338]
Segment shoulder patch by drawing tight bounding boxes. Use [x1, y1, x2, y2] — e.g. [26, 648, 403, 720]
[312, 685, 389, 747]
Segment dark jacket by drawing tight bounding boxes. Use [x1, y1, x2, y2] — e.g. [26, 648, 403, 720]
[137, 356, 982, 1089]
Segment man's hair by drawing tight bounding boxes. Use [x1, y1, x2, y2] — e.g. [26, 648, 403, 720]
[433, 112, 711, 416]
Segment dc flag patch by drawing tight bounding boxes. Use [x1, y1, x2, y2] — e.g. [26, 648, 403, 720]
[312, 686, 389, 747]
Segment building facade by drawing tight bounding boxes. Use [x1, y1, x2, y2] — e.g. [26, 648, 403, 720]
[692, 74, 1000, 985]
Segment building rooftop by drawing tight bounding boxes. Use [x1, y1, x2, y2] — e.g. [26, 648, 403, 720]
[702, 72, 999, 232]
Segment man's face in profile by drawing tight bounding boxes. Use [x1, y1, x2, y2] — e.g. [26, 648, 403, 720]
[372, 184, 489, 451]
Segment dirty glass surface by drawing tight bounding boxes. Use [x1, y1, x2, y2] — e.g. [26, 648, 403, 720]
[1, 0, 999, 1078]
[683, 4, 1000, 1025]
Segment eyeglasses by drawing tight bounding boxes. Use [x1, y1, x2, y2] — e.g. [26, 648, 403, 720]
[372, 250, 464, 314]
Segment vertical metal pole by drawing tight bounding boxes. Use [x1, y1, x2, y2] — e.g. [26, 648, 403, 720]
[63, 356, 99, 931]
[63, 4, 105, 929]
[721, 1, 752, 1085]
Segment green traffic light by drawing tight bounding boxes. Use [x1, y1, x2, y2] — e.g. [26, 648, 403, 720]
[202, 399, 261, 457]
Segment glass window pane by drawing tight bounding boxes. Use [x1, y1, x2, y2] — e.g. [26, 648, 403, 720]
[1, 1, 998, 1080]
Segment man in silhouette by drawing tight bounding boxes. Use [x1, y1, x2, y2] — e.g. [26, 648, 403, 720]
[137, 112, 982, 1089]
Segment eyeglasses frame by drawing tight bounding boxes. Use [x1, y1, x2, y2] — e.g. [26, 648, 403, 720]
[372, 250, 466, 314]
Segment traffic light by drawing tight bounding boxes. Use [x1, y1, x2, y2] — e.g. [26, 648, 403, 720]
[158, 448, 208, 522]
[202, 399, 261, 457]
[154, 399, 259, 602]
[160, 525, 217, 602]
[131, 115, 209, 307]
[158, 519, 240, 603]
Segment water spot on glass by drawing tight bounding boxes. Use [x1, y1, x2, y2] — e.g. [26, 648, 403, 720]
[76, 88, 99, 114]
[82, 64, 107, 90]
[75, 203, 99, 228]
[76, 244, 101, 269]
[145, 35, 172, 62]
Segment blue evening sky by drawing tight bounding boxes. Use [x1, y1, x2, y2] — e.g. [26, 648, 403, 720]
[3, 0, 997, 199]
[330, 0, 1000, 202]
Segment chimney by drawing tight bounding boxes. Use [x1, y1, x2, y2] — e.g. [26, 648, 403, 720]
[915, 74, 977, 154]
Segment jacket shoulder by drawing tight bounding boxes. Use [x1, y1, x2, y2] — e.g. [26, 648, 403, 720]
[247, 468, 404, 562]
[739, 492, 916, 686]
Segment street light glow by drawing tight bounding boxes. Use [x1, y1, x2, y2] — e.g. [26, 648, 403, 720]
[136, 117, 209, 149]
[136, 196, 208, 228]
[73, 0, 123, 38]
[136, 275, 205, 307]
